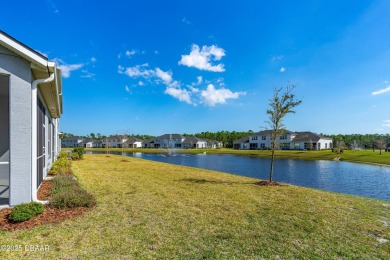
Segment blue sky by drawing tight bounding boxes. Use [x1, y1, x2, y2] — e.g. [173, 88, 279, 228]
[1, 0, 390, 136]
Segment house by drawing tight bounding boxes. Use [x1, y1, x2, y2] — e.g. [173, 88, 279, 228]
[208, 140, 223, 149]
[182, 136, 208, 149]
[233, 130, 332, 150]
[123, 137, 143, 148]
[233, 137, 250, 150]
[0, 31, 62, 207]
[153, 134, 186, 148]
[61, 136, 85, 148]
[142, 139, 154, 148]
[106, 135, 128, 148]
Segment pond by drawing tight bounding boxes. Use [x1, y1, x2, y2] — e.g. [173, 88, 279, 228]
[86, 151, 390, 201]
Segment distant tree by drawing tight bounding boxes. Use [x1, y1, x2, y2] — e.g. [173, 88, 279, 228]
[90, 133, 96, 139]
[375, 138, 387, 155]
[265, 85, 302, 182]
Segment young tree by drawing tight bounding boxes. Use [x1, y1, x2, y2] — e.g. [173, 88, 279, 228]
[265, 85, 302, 182]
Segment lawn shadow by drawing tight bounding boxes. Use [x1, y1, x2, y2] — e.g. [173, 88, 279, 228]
[178, 178, 255, 185]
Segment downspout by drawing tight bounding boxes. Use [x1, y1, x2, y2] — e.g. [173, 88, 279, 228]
[31, 72, 55, 203]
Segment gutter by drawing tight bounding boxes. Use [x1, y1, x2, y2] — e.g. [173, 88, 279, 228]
[31, 72, 55, 204]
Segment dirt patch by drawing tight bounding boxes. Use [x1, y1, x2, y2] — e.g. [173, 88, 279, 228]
[1, 179, 92, 232]
[120, 159, 129, 162]
[256, 181, 285, 186]
[37, 180, 53, 200]
[0, 205, 90, 231]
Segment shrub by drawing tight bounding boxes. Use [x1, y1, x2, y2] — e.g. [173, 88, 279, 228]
[49, 156, 72, 175]
[73, 147, 84, 159]
[51, 187, 96, 209]
[8, 202, 44, 223]
[71, 152, 80, 160]
[50, 175, 96, 209]
[58, 151, 69, 160]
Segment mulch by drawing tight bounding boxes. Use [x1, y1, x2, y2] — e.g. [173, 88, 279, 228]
[0, 180, 91, 232]
[256, 181, 285, 186]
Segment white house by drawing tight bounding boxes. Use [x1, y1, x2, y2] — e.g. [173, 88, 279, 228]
[123, 137, 143, 148]
[0, 31, 62, 207]
[234, 130, 332, 150]
[154, 134, 186, 148]
[61, 136, 85, 148]
[182, 136, 208, 149]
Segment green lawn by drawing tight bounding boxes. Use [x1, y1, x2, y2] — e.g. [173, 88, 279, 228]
[82, 147, 390, 166]
[1, 154, 388, 258]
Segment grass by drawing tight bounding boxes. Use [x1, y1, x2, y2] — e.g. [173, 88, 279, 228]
[0, 154, 388, 258]
[80, 147, 390, 166]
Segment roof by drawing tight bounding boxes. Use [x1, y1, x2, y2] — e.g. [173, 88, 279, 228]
[0, 30, 63, 118]
[182, 136, 206, 144]
[124, 137, 142, 144]
[291, 132, 332, 142]
[142, 139, 154, 144]
[252, 129, 295, 136]
[233, 136, 249, 143]
[157, 134, 185, 139]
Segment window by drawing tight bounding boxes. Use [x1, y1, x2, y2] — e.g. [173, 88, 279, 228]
[262, 136, 266, 140]
[280, 135, 287, 140]
[251, 136, 258, 141]
[260, 143, 265, 149]
[250, 143, 258, 149]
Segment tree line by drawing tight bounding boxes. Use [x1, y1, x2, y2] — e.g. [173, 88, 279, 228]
[60, 132, 390, 150]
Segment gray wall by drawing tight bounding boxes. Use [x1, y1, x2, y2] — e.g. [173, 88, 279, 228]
[0, 45, 32, 205]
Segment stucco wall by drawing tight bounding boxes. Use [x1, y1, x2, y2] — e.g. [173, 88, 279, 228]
[0, 45, 32, 205]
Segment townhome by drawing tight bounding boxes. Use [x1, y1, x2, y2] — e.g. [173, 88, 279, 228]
[106, 135, 128, 148]
[61, 136, 85, 148]
[234, 130, 332, 150]
[182, 136, 208, 149]
[0, 31, 62, 207]
[123, 137, 143, 148]
[153, 134, 186, 148]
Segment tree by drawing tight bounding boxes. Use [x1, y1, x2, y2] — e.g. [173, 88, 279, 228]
[265, 85, 302, 182]
[375, 138, 387, 155]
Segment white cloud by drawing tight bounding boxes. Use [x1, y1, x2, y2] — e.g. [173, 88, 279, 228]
[383, 120, 390, 127]
[90, 57, 97, 62]
[155, 68, 173, 85]
[119, 63, 246, 106]
[55, 58, 84, 78]
[182, 17, 192, 25]
[179, 44, 226, 72]
[280, 67, 286, 72]
[372, 86, 390, 95]
[165, 87, 192, 104]
[201, 84, 246, 107]
[154, 50, 159, 55]
[271, 55, 283, 62]
[80, 70, 95, 79]
[126, 50, 136, 57]
[124, 64, 154, 78]
[125, 85, 130, 93]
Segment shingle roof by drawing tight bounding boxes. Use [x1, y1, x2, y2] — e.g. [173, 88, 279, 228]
[252, 129, 295, 136]
[233, 136, 249, 143]
[292, 132, 323, 142]
[124, 137, 142, 144]
[182, 136, 206, 144]
[157, 134, 184, 139]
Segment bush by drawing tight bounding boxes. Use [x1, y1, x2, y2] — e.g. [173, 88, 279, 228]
[50, 175, 96, 209]
[51, 187, 96, 209]
[58, 151, 69, 160]
[8, 202, 44, 223]
[49, 156, 72, 175]
[73, 147, 84, 159]
[71, 152, 80, 160]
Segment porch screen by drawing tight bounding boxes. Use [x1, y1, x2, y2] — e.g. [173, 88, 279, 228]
[0, 75, 9, 204]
